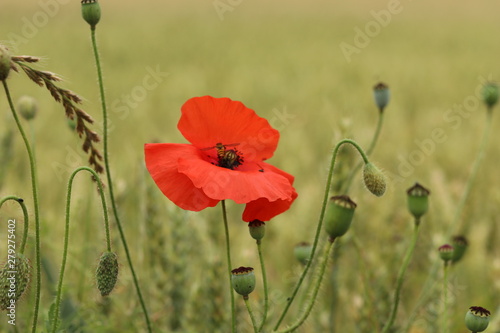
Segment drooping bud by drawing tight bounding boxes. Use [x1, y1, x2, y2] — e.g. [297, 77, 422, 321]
[465, 306, 490, 332]
[96, 252, 118, 296]
[0, 253, 31, 310]
[451, 235, 468, 264]
[81, 0, 101, 29]
[482, 82, 499, 110]
[17, 95, 38, 121]
[373, 82, 390, 112]
[363, 162, 386, 197]
[0, 45, 12, 81]
[324, 195, 357, 240]
[248, 220, 265, 241]
[231, 267, 255, 299]
[438, 244, 454, 263]
[406, 183, 430, 220]
[294, 242, 312, 265]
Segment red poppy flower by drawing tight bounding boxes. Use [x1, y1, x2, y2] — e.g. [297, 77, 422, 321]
[144, 96, 297, 221]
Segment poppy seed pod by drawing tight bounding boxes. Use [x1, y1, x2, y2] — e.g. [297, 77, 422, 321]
[0, 45, 11, 81]
[406, 183, 430, 219]
[17, 95, 38, 121]
[373, 82, 390, 112]
[465, 306, 490, 332]
[231, 267, 255, 298]
[324, 195, 357, 240]
[482, 82, 499, 110]
[363, 162, 386, 197]
[0, 253, 31, 310]
[81, 0, 101, 28]
[96, 252, 118, 296]
[438, 244, 454, 263]
[248, 220, 265, 241]
[294, 242, 312, 265]
[451, 235, 468, 264]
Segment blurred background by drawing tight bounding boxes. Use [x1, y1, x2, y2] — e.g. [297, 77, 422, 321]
[1, 0, 500, 332]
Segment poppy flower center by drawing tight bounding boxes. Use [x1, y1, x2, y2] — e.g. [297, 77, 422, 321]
[201, 142, 244, 170]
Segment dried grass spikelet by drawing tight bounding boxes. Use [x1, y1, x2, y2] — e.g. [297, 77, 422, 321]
[10, 55, 104, 173]
[0, 253, 31, 310]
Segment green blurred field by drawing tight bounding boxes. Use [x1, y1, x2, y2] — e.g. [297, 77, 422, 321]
[2, 0, 500, 332]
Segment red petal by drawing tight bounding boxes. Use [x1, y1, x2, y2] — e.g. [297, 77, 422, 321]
[242, 190, 298, 222]
[178, 96, 279, 161]
[177, 157, 294, 204]
[144, 143, 219, 211]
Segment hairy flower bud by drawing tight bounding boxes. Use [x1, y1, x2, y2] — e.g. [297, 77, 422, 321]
[231, 267, 255, 298]
[373, 82, 390, 112]
[17, 95, 38, 121]
[248, 220, 265, 241]
[482, 82, 499, 110]
[406, 183, 430, 219]
[81, 0, 101, 29]
[465, 306, 490, 332]
[0, 45, 12, 81]
[324, 195, 357, 240]
[363, 162, 386, 197]
[294, 242, 312, 265]
[0, 253, 31, 310]
[96, 252, 118, 296]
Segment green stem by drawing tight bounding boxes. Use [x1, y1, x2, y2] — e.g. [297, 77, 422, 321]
[221, 200, 236, 332]
[403, 109, 493, 332]
[382, 221, 421, 333]
[257, 240, 269, 332]
[273, 139, 368, 331]
[0, 196, 29, 254]
[89, 26, 152, 332]
[2, 80, 42, 333]
[443, 262, 449, 333]
[277, 239, 336, 333]
[51, 166, 111, 333]
[344, 112, 385, 193]
[244, 297, 259, 333]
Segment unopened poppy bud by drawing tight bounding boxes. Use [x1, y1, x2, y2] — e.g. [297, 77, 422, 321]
[407, 183, 430, 219]
[373, 82, 390, 112]
[248, 220, 265, 241]
[0, 45, 12, 81]
[96, 251, 118, 296]
[451, 235, 468, 264]
[438, 244, 454, 263]
[81, 0, 101, 29]
[363, 162, 386, 197]
[17, 95, 38, 120]
[294, 242, 312, 265]
[324, 195, 357, 240]
[0, 253, 31, 310]
[465, 306, 490, 332]
[482, 82, 499, 110]
[231, 267, 255, 298]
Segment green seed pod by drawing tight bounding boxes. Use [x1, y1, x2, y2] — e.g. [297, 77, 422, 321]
[294, 242, 312, 265]
[482, 82, 499, 110]
[96, 251, 118, 296]
[363, 162, 386, 197]
[0, 253, 31, 310]
[465, 306, 490, 332]
[373, 82, 390, 112]
[451, 235, 468, 264]
[0, 45, 12, 81]
[248, 220, 265, 241]
[406, 183, 430, 219]
[438, 244, 454, 263]
[81, 0, 101, 29]
[17, 95, 38, 121]
[324, 195, 357, 240]
[231, 267, 255, 298]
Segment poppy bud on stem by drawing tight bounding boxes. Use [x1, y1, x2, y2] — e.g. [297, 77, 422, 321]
[81, 0, 101, 29]
[0, 45, 11, 81]
[465, 306, 490, 332]
[373, 82, 390, 113]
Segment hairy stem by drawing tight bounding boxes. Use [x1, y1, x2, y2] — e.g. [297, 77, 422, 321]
[257, 240, 269, 332]
[221, 200, 236, 332]
[244, 297, 259, 333]
[0, 196, 29, 254]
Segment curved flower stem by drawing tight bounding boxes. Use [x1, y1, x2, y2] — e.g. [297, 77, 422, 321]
[276, 239, 335, 333]
[403, 109, 493, 332]
[89, 26, 152, 332]
[257, 240, 269, 332]
[221, 200, 236, 332]
[442, 262, 449, 333]
[2, 80, 41, 333]
[51, 166, 111, 333]
[273, 139, 368, 331]
[343, 112, 385, 193]
[382, 220, 421, 333]
[244, 297, 259, 333]
[0, 196, 29, 254]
